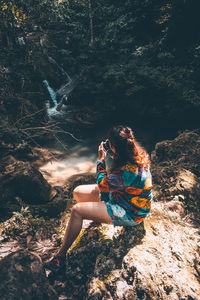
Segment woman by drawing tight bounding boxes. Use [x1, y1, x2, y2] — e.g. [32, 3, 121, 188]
[45, 125, 152, 272]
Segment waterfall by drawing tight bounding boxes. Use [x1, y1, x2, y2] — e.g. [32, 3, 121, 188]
[40, 36, 79, 119]
[43, 75, 78, 119]
[43, 80, 57, 107]
[43, 79, 62, 118]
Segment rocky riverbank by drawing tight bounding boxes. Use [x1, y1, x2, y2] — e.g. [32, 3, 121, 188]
[0, 130, 200, 299]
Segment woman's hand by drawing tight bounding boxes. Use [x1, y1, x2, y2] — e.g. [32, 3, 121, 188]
[98, 142, 107, 161]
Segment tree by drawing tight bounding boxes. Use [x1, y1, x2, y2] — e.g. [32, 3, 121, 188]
[88, 0, 94, 47]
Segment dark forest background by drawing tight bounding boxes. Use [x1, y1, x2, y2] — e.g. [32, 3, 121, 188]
[0, 0, 200, 152]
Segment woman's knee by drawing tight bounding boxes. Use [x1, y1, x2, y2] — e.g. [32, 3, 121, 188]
[73, 185, 82, 200]
[73, 184, 99, 202]
[71, 203, 82, 217]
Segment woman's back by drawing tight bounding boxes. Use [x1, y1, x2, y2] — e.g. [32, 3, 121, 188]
[97, 160, 152, 224]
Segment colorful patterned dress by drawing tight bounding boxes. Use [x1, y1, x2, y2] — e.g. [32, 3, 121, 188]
[97, 160, 152, 226]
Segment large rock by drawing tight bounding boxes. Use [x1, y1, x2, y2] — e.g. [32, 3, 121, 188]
[151, 131, 200, 221]
[29, 186, 70, 218]
[49, 205, 200, 299]
[0, 156, 51, 219]
[0, 249, 57, 300]
[151, 166, 200, 216]
[0, 156, 69, 219]
[151, 131, 200, 176]
[0, 155, 51, 203]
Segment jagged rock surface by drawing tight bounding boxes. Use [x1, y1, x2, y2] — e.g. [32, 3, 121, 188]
[151, 131, 200, 223]
[151, 131, 200, 176]
[0, 155, 51, 203]
[47, 203, 199, 300]
[0, 249, 58, 300]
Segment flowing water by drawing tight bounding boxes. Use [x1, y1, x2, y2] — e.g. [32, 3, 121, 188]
[39, 144, 97, 186]
[41, 36, 79, 119]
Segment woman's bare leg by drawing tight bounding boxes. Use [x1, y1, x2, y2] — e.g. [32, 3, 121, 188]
[73, 184, 100, 203]
[57, 201, 112, 257]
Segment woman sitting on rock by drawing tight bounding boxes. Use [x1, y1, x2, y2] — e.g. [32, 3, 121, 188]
[45, 125, 152, 272]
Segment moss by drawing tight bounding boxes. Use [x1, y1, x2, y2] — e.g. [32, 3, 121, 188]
[67, 229, 87, 253]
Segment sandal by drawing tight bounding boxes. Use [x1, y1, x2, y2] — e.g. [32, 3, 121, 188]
[44, 255, 66, 272]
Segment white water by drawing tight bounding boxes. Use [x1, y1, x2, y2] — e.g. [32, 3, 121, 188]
[43, 76, 78, 119]
[39, 144, 97, 186]
[40, 36, 78, 120]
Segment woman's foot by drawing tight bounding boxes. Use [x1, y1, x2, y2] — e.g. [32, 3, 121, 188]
[44, 255, 66, 272]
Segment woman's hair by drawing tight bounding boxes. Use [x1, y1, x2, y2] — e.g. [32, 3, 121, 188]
[107, 125, 150, 171]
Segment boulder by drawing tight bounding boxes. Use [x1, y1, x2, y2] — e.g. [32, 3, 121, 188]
[0, 156, 69, 219]
[0, 155, 51, 203]
[29, 191, 70, 218]
[0, 249, 57, 300]
[151, 131, 200, 176]
[151, 166, 200, 209]
[151, 131, 200, 221]
[50, 207, 200, 299]
[0, 156, 51, 219]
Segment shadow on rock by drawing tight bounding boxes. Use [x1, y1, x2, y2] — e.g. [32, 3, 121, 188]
[49, 222, 145, 299]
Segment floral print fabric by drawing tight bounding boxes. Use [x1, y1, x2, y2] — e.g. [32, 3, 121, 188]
[97, 160, 152, 226]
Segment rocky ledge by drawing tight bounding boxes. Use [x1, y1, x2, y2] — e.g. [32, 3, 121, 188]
[151, 130, 200, 225]
[0, 130, 200, 299]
